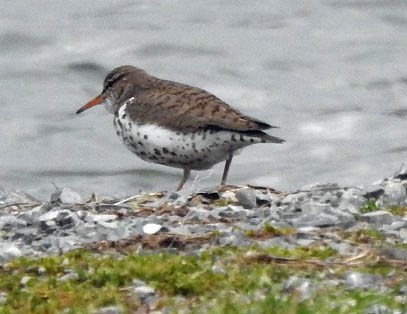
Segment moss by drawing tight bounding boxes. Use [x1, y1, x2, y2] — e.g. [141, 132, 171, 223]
[387, 205, 407, 216]
[0, 246, 404, 313]
[344, 228, 385, 246]
[245, 224, 295, 239]
[359, 199, 379, 213]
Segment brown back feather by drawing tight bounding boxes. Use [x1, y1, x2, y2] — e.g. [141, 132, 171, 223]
[126, 78, 273, 132]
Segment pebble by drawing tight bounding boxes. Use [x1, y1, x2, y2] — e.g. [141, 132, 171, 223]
[0, 292, 7, 305]
[94, 305, 123, 314]
[360, 211, 394, 225]
[143, 223, 162, 235]
[234, 188, 257, 209]
[344, 272, 383, 290]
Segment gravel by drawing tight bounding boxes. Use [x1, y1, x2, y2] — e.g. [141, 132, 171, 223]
[0, 166, 406, 282]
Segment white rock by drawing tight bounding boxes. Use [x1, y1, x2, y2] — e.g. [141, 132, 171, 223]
[38, 210, 60, 221]
[4, 245, 22, 259]
[143, 223, 162, 235]
[20, 276, 32, 285]
[59, 188, 84, 204]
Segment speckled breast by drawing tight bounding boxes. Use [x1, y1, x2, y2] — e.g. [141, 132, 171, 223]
[113, 104, 260, 170]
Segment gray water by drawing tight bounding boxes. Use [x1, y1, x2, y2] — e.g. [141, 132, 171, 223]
[1, 0, 406, 200]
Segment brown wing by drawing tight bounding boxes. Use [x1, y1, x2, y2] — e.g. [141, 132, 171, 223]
[126, 80, 273, 132]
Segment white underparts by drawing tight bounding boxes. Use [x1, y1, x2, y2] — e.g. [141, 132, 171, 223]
[113, 104, 265, 170]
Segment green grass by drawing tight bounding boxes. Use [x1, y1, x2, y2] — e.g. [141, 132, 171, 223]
[359, 199, 407, 217]
[0, 245, 404, 314]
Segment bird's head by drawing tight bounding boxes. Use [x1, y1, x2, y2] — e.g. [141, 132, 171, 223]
[76, 65, 150, 115]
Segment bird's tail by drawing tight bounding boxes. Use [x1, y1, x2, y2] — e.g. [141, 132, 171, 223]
[241, 130, 285, 144]
[262, 134, 285, 144]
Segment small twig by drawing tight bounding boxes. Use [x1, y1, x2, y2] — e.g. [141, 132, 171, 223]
[0, 202, 40, 210]
[114, 195, 140, 205]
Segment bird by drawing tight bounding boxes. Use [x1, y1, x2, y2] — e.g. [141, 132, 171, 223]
[76, 65, 284, 191]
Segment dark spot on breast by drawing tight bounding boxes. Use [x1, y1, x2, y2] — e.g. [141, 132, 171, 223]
[117, 119, 123, 128]
[162, 147, 169, 154]
[129, 136, 134, 141]
[170, 152, 177, 156]
[250, 138, 254, 142]
[140, 151, 146, 156]
[138, 141, 144, 146]
[231, 134, 237, 142]
[137, 132, 140, 136]
[154, 148, 161, 156]
[240, 135, 245, 141]
[116, 131, 120, 136]
[143, 135, 148, 140]
[121, 113, 127, 119]
[131, 143, 138, 150]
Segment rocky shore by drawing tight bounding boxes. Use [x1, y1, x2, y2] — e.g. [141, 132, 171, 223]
[0, 166, 406, 313]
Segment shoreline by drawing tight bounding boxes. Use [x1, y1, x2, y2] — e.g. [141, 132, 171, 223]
[0, 166, 406, 312]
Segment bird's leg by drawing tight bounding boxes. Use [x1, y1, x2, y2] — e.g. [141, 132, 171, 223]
[221, 153, 234, 186]
[176, 168, 191, 191]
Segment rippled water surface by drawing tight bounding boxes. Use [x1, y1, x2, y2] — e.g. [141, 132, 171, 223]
[1, 0, 406, 199]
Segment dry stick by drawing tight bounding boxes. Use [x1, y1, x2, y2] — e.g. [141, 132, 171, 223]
[0, 202, 40, 210]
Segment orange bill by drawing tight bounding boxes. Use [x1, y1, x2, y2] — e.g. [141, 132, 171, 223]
[76, 94, 105, 114]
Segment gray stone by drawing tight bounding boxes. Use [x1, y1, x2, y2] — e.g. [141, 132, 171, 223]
[0, 244, 22, 261]
[381, 247, 407, 260]
[290, 213, 339, 228]
[20, 276, 32, 286]
[184, 207, 211, 221]
[283, 276, 316, 301]
[86, 214, 118, 224]
[399, 229, 407, 241]
[217, 230, 251, 246]
[255, 191, 272, 207]
[133, 285, 155, 299]
[344, 272, 382, 290]
[0, 292, 7, 305]
[0, 215, 27, 231]
[399, 284, 407, 295]
[58, 188, 84, 204]
[383, 182, 406, 206]
[326, 241, 353, 256]
[360, 211, 394, 225]
[59, 270, 79, 282]
[235, 188, 257, 209]
[364, 304, 393, 314]
[385, 221, 406, 231]
[11, 227, 38, 243]
[258, 237, 297, 249]
[38, 209, 61, 221]
[217, 205, 247, 219]
[17, 204, 47, 223]
[94, 305, 122, 314]
[95, 220, 119, 229]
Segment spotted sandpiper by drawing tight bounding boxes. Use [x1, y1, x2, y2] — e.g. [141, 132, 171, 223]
[76, 65, 284, 191]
